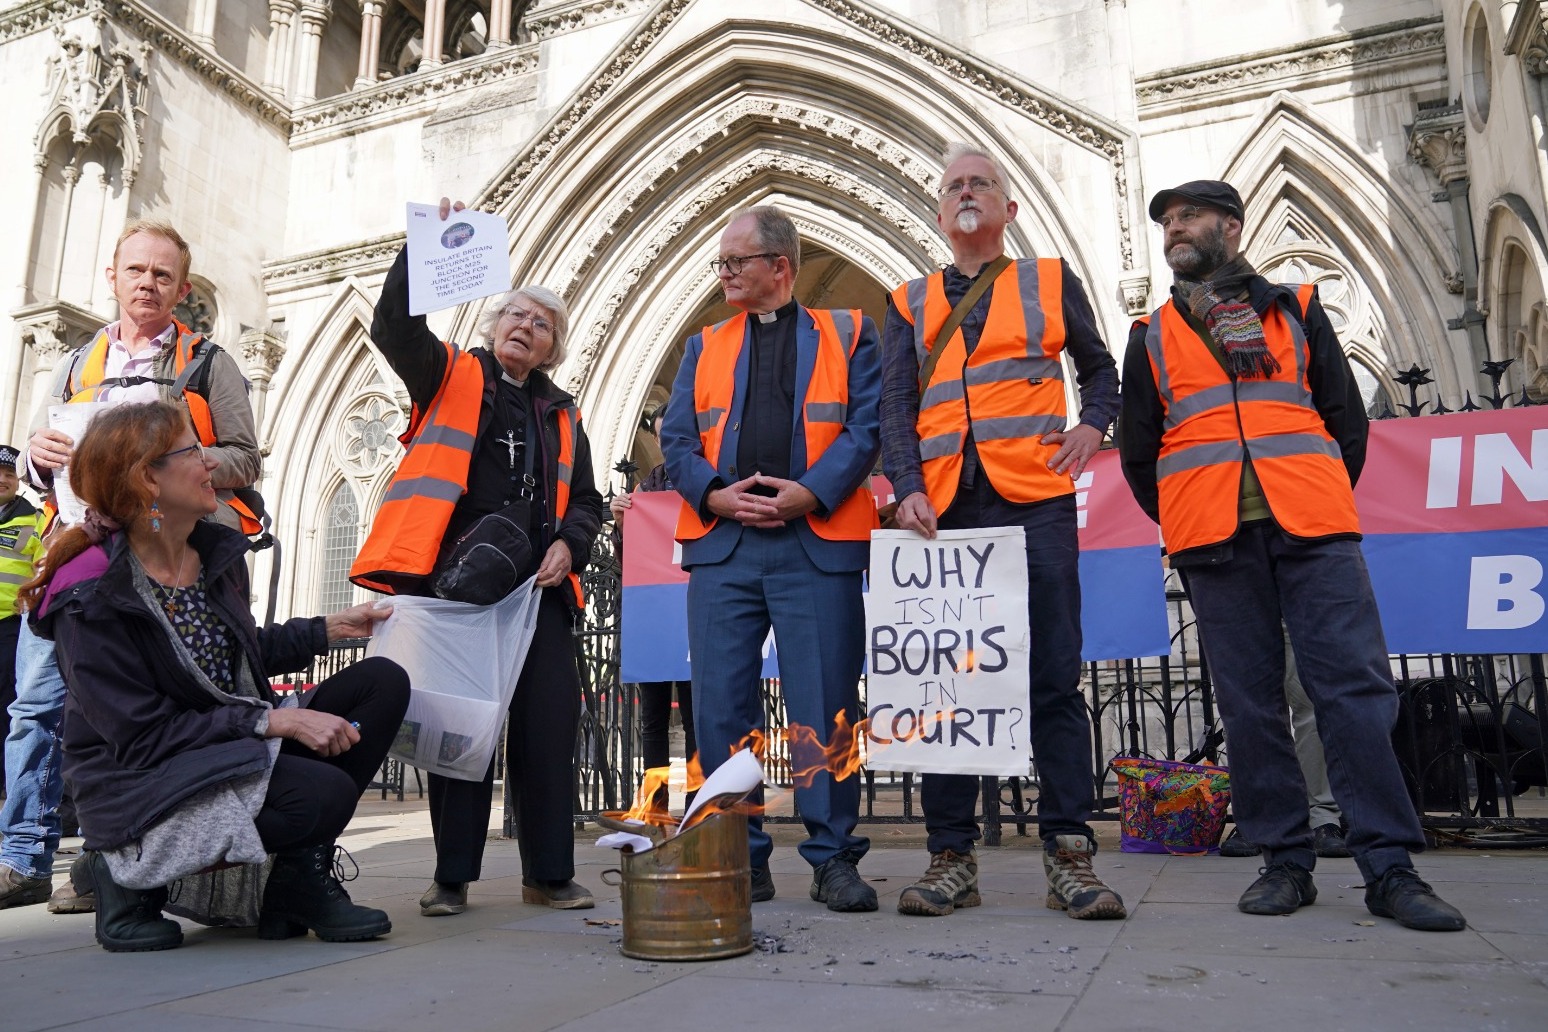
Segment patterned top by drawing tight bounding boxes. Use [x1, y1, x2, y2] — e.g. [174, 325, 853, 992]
[148, 572, 241, 696]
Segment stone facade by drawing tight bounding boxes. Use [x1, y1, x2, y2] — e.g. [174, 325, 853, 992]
[1, 0, 1543, 620]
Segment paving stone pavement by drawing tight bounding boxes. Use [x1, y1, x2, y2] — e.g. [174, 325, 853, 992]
[3, 797, 1546, 1032]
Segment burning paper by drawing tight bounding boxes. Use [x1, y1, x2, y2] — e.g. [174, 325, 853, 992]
[599, 747, 764, 854]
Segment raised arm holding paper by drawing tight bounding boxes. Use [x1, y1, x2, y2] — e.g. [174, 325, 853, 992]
[352, 198, 604, 918]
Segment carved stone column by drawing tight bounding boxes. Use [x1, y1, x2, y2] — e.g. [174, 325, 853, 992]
[355, 0, 383, 87]
[262, 0, 298, 97]
[190, 0, 218, 45]
[240, 327, 287, 433]
[292, 0, 331, 105]
[421, 0, 447, 68]
[1506, 0, 1547, 77]
[489, 0, 512, 47]
[1408, 100, 1488, 389]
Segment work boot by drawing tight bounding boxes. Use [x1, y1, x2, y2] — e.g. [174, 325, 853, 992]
[1364, 868, 1466, 931]
[258, 843, 391, 941]
[47, 854, 96, 914]
[897, 849, 980, 917]
[0, 865, 51, 910]
[84, 850, 182, 952]
[419, 881, 468, 916]
[809, 856, 878, 912]
[521, 878, 595, 909]
[1238, 861, 1317, 915]
[1043, 834, 1126, 920]
[750, 866, 775, 903]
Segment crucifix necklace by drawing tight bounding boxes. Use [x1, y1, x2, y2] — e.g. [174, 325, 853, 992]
[501, 429, 519, 469]
[150, 544, 193, 618]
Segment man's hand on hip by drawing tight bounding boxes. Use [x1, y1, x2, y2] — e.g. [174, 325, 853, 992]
[1043, 423, 1102, 478]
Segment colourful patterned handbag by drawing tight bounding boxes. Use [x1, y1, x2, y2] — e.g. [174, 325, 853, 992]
[1110, 756, 1232, 854]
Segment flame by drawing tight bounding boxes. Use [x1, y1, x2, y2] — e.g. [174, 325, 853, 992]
[678, 793, 764, 834]
[786, 709, 867, 787]
[620, 765, 679, 825]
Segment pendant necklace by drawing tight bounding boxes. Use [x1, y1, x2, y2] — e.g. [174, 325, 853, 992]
[152, 545, 193, 618]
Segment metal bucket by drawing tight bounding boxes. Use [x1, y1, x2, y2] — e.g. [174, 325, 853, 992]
[600, 806, 753, 961]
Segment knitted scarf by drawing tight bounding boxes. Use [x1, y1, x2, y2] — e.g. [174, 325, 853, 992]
[1172, 255, 1280, 380]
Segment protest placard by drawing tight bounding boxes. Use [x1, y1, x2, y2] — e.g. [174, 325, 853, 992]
[863, 527, 1032, 776]
[48, 402, 108, 525]
[405, 202, 511, 316]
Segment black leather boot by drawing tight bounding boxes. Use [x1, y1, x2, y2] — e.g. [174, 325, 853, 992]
[258, 843, 391, 942]
[85, 851, 183, 952]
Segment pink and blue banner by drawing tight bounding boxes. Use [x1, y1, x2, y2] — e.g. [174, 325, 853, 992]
[1356, 408, 1548, 654]
[620, 461, 1172, 681]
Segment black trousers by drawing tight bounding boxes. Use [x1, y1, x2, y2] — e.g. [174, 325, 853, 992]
[426, 588, 582, 884]
[255, 656, 411, 854]
[638, 680, 695, 810]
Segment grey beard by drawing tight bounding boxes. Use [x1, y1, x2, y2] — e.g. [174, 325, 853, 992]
[955, 210, 980, 233]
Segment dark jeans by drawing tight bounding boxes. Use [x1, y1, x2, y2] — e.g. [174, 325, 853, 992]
[1180, 521, 1423, 882]
[426, 588, 582, 884]
[687, 525, 870, 870]
[255, 656, 411, 854]
[920, 485, 1096, 854]
[638, 680, 695, 810]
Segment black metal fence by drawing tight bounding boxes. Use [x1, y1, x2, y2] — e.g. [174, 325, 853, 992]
[308, 359, 1546, 844]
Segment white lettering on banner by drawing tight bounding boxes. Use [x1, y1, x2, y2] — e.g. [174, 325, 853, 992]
[1472, 431, 1548, 505]
[1075, 470, 1093, 530]
[1466, 555, 1546, 630]
[1426, 430, 1548, 508]
[1425, 437, 1463, 509]
[864, 527, 1031, 776]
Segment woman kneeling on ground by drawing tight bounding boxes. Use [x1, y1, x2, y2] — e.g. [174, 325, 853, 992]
[25, 401, 410, 952]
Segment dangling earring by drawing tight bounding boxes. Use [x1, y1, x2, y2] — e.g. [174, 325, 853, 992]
[149, 501, 162, 534]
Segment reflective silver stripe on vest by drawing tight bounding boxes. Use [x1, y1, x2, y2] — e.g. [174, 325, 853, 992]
[696, 407, 726, 433]
[906, 278, 930, 363]
[1014, 259, 1046, 357]
[0, 570, 29, 586]
[1143, 316, 1172, 408]
[411, 424, 477, 451]
[972, 414, 1069, 443]
[964, 355, 1064, 386]
[919, 431, 961, 461]
[383, 475, 465, 505]
[1247, 432, 1342, 463]
[805, 402, 846, 424]
[921, 379, 965, 409]
[830, 309, 857, 358]
[1161, 379, 1315, 429]
[1157, 432, 1342, 479]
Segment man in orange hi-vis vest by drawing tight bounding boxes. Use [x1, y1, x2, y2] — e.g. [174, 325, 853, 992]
[879, 144, 1125, 922]
[660, 205, 881, 913]
[3, 218, 259, 916]
[1119, 179, 1465, 932]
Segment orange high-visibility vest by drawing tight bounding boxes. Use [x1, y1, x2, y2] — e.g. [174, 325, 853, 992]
[675, 309, 877, 543]
[351, 343, 586, 607]
[1135, 284, 1360, 555]
[890, 259, 1074, 513]
[65, 320, 262, 535]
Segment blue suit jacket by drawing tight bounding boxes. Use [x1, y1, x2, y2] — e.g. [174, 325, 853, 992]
[661, 305, 881, 574]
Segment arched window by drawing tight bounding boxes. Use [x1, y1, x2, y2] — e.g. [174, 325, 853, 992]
[318, 481, 360, 613]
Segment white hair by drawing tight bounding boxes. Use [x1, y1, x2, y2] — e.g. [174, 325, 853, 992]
[940, 143, 1013, 201]
[475, 284, 570, 371]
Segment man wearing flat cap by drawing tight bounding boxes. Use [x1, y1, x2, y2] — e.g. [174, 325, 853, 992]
[1118, 179, 1466, 932]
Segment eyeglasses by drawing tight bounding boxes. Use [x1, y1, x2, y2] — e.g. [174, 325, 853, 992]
[937, 177, 1000, 199]
[498, 305, 554, 336]
[157, 442, 205, 463]
[1155, 206, 1214, 230]
[709, 253, 780, 276]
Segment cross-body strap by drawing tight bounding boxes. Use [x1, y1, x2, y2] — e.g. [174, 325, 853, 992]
[918, 254, 1013, 394]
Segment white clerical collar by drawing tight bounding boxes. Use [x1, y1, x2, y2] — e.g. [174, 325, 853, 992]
[501, 371, 528, 388]
[755, 310, 779, 324]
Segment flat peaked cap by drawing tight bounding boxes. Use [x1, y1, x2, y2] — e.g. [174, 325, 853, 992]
[1148, 180, 1245, 222]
